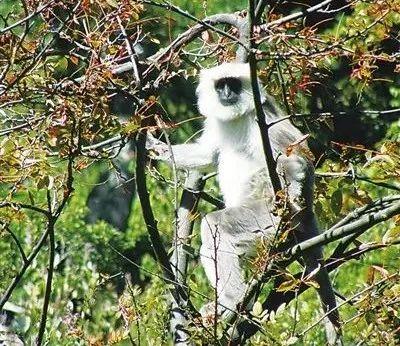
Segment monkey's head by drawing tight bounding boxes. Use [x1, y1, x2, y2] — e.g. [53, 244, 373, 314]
[196, 63, 264, 121]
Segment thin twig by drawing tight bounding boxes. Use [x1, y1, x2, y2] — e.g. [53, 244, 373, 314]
[35, 124, 76, 345]
[316, 171, 400, 192]
[0, 201, 49, 216]
[0, 227, 49, 311]
[0, 3, 52, 34]
[116, 16, 141, 86]
[1, 222, 27, 264]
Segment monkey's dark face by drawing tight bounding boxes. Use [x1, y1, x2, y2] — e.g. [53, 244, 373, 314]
[214, 77, 242, 106]
[197, 63, 261, 121]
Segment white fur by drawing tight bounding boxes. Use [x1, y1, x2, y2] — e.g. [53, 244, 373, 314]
[152, 62, 306, 207]
[150, 64, 340, 337]
[196, 63, 267, 206]
[194, 65, 339, 339]
[196, 63, 260, 122]
[204, 115, 266, 207]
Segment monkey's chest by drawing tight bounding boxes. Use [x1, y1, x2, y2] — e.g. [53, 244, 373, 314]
[218, 150, 272, 208]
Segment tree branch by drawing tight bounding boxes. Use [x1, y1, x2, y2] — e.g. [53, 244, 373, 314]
[316, 171, 400, 192]
[1, 222, 27, 264]
[111, 12, 244, 77]
[0, 3, 52, 34]
[135, 130, 196, 315]
[248, 0, 282, 193]
[227, 196, 400, 343]
[35, 218, 55, 346]
[286, 199, 400, 258]
[262, 0, 336, 29]
[0, 227, 49, 311]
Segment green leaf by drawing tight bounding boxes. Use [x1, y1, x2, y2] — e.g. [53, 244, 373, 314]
[28, 190, 35, 205]
[54, 57, 68, 72]
[252, 301, 263, 317]
[382, 226, 400, 244]
[276, 278, 301, 292]
[331, 189, 343, 216]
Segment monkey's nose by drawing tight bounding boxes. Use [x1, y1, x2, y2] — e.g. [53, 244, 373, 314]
[223, 84, 232, 97]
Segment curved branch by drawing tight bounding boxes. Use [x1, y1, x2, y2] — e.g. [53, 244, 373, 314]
[248, 0, 282, 193]
[112, 12, 246, 76]
[135, 131, 197, 315]
[0, 227, 50, 311]
[287, 199, 400, 258]
[0, 3, 52, 34]
[261, 0, 336, 29]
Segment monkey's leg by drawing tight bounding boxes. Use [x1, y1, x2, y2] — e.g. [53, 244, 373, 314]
[277, 154, 342, 345]
[199, 201, 276, 315]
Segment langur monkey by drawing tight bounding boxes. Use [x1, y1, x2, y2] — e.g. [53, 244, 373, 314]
[147, 63, 341, 343]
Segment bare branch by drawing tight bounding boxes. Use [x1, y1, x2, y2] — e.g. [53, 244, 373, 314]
[0, 227, 49, 311]
[135, 131, 196, 315]
[287, 198, 400, 258]
[116, 15, 141, 86]
[112, 12, 244, 77]
[35, 218, 55, 346]
[0, 116, 46, 137]
[248, 0, 282, 193]
[316, 171, 400, 192]
[144, 0, 244, 50]
[262, 0, 336, 29]
[0, 201, 49, 216]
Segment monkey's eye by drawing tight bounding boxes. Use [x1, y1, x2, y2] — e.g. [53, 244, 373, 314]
[214, 78, 242, 106]
[215, 78, 242, 94]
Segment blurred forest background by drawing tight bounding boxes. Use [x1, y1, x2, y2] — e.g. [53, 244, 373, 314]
[0, 0, 399, 345]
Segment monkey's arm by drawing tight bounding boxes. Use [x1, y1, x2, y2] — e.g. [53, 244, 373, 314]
[146, 133, 217, 170]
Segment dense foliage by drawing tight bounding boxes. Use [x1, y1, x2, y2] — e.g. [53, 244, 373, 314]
[0, 0, 399, 344]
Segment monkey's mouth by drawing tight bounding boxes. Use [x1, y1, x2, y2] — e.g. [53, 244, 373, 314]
[220, 98, 239, 106]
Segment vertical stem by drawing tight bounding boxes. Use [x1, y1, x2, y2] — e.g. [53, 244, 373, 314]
[212, 226, 219, 343]
[35, 218, 55, 346]
[248, 0, 281, 193]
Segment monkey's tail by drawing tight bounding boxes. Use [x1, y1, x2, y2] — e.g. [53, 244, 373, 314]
[301, 242, 343, 346]
[295, 213, 342, 345]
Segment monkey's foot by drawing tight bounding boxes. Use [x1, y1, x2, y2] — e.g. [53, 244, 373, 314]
[199, 302, 223, 326]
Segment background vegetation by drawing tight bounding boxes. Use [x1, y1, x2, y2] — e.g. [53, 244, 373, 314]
[0, 0, 399, 345]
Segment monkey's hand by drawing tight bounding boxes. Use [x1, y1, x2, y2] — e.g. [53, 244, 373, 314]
[146, 132, 217, 170]
[145, 133, 172, 162]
